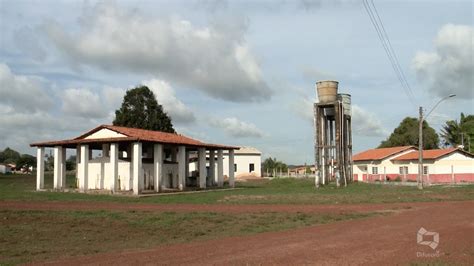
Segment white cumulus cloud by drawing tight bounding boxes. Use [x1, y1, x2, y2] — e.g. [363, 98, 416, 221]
[209, 117, 265, 138]
[0, 63, 52, 112]
[413, 24, 473, 99]
[42, 2, 272, 102]
[61, 88, 108, 119]
[143, 79, 196, 124]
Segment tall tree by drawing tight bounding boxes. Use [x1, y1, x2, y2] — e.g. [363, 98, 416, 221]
[113, 86, 175, 133]
[441, 113, 474, 152]
[0, 147, 21, 164]
[379, 117, 439, 149]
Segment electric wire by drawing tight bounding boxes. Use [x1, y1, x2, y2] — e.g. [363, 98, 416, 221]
[362, 0, 418, 107]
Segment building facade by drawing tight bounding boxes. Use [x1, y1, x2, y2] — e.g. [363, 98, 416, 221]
[353, 146, 474, 184]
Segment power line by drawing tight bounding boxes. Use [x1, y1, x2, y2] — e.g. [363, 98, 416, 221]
[362, 0, 418, 107]
[369, 0, 417, 101]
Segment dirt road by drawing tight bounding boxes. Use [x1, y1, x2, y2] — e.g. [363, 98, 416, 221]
[8, 200, 473, 265]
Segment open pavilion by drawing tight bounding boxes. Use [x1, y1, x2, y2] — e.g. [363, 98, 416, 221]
[31, 125, 239, 195]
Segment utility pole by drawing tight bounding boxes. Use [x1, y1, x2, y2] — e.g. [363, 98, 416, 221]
[418, 94, 455, 190]
[418, 107, 424, 190]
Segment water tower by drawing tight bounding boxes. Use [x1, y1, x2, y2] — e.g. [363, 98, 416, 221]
[313, 81, 353, 187]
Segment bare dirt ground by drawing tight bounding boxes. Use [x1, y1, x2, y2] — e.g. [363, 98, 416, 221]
[5, 200, 472, 265]
[0, 200, 441, 214]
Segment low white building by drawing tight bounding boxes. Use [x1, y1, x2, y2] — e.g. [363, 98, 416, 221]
[31, 125, 239, 195]
[353, 146, 474, 184]
[188, 146, 262, 180]
[223, 146, 261, 179]
[0, 164, 12, 174]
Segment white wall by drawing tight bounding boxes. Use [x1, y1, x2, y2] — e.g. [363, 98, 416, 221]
[223, 153, 261, 178]
[84, 128, 127, 139]
[85, 157, 179, 190]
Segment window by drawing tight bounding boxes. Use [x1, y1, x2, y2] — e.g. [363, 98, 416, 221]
[399, 166, 409, 175]
[234, 164, 237, 172]
[372, 167, 378, 174]
[423, 166, 429, 175]
[249, 163, 255, 172]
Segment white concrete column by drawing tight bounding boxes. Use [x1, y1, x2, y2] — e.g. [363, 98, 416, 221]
[53, 146, 62, 189]
[79, 145, 89, 191]
[76, 146, 80, 188]
[217, 149, 224, 187]
[102, 144, 110, 157]
[154, 144, 163, 192]
[185, 151, 190, 179]
[209, 150, 216, 186]
[60, 147, 66, 189]
[110, 143, 119, 192]
[178, 145, 186, 190]
[132, 142, 142, 195]
[198, 147, 206, 189]
[229, 149, 235, 188]
[36, 147, 45, 190]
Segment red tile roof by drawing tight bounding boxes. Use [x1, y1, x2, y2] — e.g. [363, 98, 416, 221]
[352, 146, 415, 162]
[31, 125, 238, 149]
[392, 148, 473, 161]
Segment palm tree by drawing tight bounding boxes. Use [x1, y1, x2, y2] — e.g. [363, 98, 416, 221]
[441, 113, 474, 152]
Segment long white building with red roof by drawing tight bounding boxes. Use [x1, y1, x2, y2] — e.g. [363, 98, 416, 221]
[352, 146, 474, 184]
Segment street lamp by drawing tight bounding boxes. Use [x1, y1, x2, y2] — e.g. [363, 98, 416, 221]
[418, 94, 456, 189]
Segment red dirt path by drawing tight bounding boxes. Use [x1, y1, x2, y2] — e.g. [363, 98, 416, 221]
[5, 200, 473, 265]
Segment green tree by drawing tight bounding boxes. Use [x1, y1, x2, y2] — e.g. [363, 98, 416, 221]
[66, 155, 76, 171]
[441, 113, 474, 152]
[16, 154, 36, 172]
[0, 147, 21, 164]
[113, 86, 175, 133]
[379, 117, 439, 149]
[262, 157, 288, 176]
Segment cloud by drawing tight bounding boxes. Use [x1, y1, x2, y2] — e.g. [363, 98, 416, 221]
[302, 67, 336, 82]
[0, 63, 52, 112]
[61, 88, 108, 119]
[42, 2, 272, 102]
[352, 105, 388, 137]
[143, 79, 196, 124]
[413, 24, 473, 99]
[209, 117, 265, 138]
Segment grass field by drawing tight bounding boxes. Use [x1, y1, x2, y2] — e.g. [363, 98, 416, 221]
[0, 173, 473, 205]
[0, 209, 374, 265]
[1, 173, 473, 264]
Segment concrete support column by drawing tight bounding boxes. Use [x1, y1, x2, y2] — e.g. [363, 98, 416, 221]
[36, 147, 45, 190]
[132, 142, 142, 195]
[229, 149, 235, 188]
[110, 143, 119, 192]
[76, 146, 80, 187]
[217, 149, 224, 187]
[154, 144, 163, 192]
[185, 151, 190, 179]
[178, 146, 186, 190]
[102, 144, 110, 157]
[209, 150, 216, 186]
[53, 146, 62, 189]
[79, 145, 89, 191]
[60, 147, 66, 189]
[198, 147, 206, 189]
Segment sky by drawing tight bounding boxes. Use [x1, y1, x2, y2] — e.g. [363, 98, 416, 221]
[0, 0, 473, 164]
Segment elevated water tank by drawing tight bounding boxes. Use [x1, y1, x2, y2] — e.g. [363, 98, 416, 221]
[316, 80, 338, 103]
[337, 93, 351, 116]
